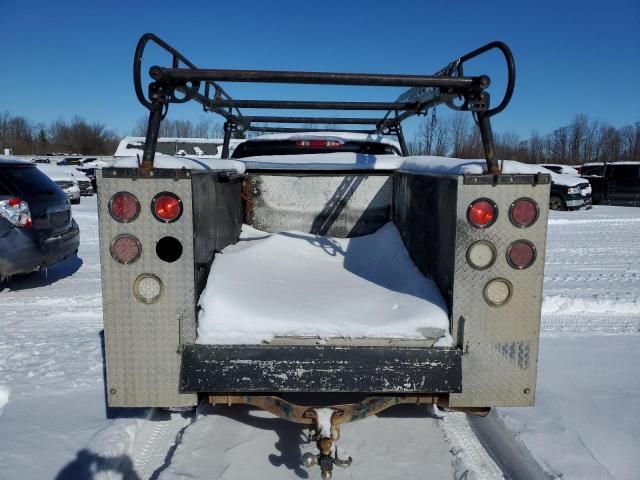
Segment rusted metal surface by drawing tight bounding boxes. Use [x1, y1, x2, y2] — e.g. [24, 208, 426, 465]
[207, 394, 440, 425]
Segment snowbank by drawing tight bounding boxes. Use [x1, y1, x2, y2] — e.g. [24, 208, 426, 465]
[0, 386, 10, 416]
[113, 154, 246, 173]
[197, 223, 451, 345]
[400, 156, 588, 187]
[542, 295, 640, 315]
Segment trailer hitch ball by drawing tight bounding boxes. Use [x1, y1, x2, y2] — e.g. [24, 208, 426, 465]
[302, 409, 353, 478]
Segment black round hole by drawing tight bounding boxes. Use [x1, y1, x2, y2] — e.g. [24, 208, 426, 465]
[156, 236, 183, 263]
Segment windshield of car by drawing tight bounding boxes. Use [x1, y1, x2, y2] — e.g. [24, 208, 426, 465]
[231, 139, 400, 159]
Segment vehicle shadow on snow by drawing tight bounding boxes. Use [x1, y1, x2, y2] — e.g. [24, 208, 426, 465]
[205, 404, 311, 478]
[54, 449, 140, 480]
[0, 255, 83, 292]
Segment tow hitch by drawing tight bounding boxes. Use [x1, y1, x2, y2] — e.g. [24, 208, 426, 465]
[208, 394, 457, 478]
[302, 408, 353, 479]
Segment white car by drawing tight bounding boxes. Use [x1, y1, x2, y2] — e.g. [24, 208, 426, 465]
[36, 165, 82, 204]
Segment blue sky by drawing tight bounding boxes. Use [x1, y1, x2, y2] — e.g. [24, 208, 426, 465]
[1, 0, 638, 140]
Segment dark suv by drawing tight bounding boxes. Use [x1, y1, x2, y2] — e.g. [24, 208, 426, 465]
[0, 159, 80, 278]
[583, 162, 640, 206]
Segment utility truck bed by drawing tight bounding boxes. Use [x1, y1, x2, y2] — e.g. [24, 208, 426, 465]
[196, 223, 451, 345]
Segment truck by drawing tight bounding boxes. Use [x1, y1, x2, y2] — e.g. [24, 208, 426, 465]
[581, 162, 640, 206]
[97, 33, 549, 478]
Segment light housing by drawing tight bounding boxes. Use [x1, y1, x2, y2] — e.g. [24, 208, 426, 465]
[507, 240, 536, 270]
[110, 234, 142, 265]
[151, 192, 183, 223]
[467, 241, 497, 270]
[0, 197, 32, 228]
[467, 198, 497, 228]
[483, 278, 513, 306]
[133, 273, 163, 304]
[109, 192, 140, 223]
[509, 198, 539, 228]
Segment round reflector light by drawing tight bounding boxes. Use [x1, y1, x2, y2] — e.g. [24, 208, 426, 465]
[483, 278, 513, 306]
[507, 240, 536, 269]
[510, 198, 539, 228]
[133, 274, 163, 304]
[467, 241, 497, 270]
[109, 192, 140, 223]
[110, 234, 142, 264]
[467, 199, 497, 228]
[152, 192, 183, 223]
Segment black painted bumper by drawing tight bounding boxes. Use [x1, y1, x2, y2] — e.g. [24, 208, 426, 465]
[180, 344, 462, 394]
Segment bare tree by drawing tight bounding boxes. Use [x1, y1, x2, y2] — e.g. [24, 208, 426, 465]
[529, 130, 545, 163]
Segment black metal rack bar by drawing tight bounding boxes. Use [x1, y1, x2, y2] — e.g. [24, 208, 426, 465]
[248, 126, 378, 134]
[150, 66, 483, 88]
[201, 99, 414, 110]
[134, 33, 516, 175]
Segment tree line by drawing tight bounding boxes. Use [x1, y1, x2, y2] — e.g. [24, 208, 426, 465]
[409, 113, 640, 164]
[0, 111, 119, 155]
[3, 110, 638, 164]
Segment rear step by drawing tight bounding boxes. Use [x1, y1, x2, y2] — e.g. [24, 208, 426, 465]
[180, 344, 461, 393]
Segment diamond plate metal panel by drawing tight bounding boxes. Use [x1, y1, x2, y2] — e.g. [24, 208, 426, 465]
[97, 171, 197, 407]
[246, 173, 392, 236]
[449, 176, 550, 407]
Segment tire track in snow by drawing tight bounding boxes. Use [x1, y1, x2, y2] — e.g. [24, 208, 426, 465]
[129, 410, 194, 479]
[435, 407, 505, 480]
[541, 314, 640, 334]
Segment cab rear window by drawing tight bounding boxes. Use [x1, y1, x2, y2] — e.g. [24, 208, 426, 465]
[232, 140, 400, 158]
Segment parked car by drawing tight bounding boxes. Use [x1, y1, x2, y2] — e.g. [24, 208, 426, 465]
[36, 166, 82, 204]
[57, 157, 83, 166]
[577, 162, 604, 176]
[549, 178, 592, 211]
[582, 162, 640, 206]
[516, 164, 592, 211]
[0, 158, 80, 279]
[33, 158, 52, 164]
[70, 169, 94, 196]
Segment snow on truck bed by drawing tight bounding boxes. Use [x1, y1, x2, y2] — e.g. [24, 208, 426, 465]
[197, 223, 451, 345]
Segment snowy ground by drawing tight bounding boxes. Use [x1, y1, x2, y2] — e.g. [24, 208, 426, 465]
[0, 200, 639, 479]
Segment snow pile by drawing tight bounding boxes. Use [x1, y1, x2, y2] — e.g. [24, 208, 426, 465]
[113, 154, 246, 173]
[0, 386, 10, 416]
[542, 294, 640, 315]
[241, 152, 403, 170]
[400, 156, 588, 187]
[197, 223, 451, 345]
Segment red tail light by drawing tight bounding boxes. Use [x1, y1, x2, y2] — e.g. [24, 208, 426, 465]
[507, 240, 536, 269]
[510, 198, 538, 228]
[468, 199, 497, 228]
[296, 139, 342, 148]
[110, 234, 142, 264]
[152, 192, 183, 223]
[109, 192, 140, 223]
[0, 197, 32, 228]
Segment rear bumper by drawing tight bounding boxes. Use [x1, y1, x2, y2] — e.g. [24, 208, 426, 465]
[0, 221, 80, 277]
[180, 344, 462, 394]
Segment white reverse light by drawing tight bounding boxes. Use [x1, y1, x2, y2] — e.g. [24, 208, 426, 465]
[134, 274, 163, 304]
[483, 278, 512, 306]
[467, 241, 496, 270]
